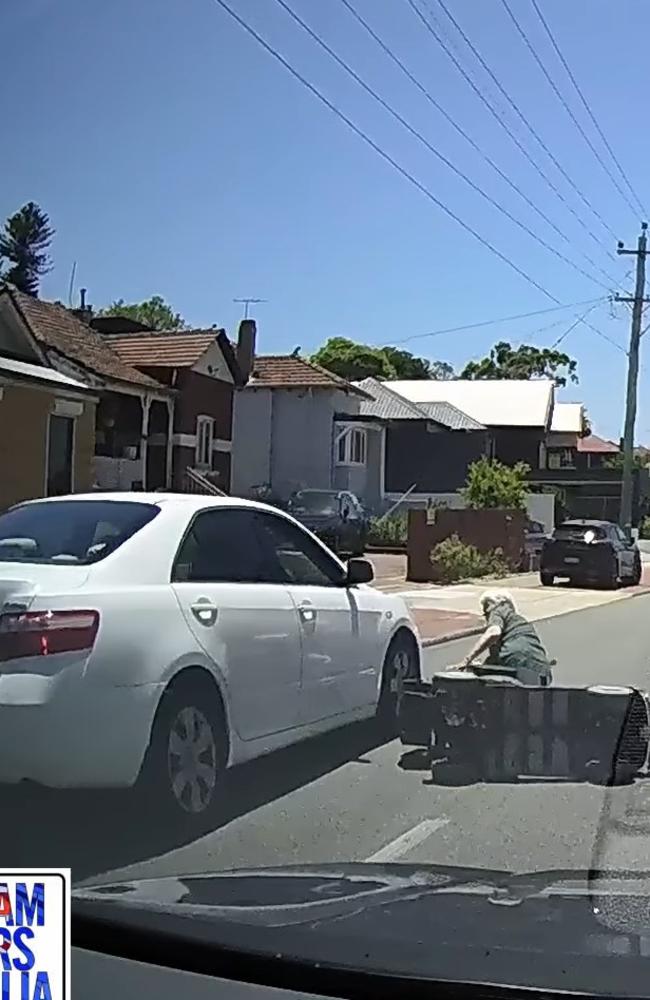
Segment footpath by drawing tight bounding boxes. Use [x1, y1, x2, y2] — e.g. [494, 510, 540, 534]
[369, 554, 650, 648]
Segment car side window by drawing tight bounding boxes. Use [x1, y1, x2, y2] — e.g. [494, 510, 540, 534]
[254, 512, 346, 588]
[172, 508, 268, 583]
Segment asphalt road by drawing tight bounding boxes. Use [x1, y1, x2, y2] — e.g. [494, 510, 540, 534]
[3, 593, 650, 887]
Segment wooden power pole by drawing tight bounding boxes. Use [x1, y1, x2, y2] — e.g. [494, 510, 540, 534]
[616, 223, 649, 537]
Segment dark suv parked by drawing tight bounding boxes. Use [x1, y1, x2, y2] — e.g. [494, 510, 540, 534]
[540, 519, 642, 589]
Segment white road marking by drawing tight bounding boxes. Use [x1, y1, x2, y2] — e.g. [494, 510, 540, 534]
[365, 818, 449, 863]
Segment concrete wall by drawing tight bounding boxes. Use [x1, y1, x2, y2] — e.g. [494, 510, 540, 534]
[0, 384, 95, 510]
[271, 389, 338, 498]
[231, 387, 272, 496]
[333, 425, 383, 511]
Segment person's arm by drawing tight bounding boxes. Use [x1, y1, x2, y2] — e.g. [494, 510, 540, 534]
[459, 623, 502, 669]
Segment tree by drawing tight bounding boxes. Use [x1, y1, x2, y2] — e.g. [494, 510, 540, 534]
[462, 456, 530, 510]
[461, 341, 578, 387]
[311, 336, 454, 382]
[0, 202, 54, 297]
[97, 295, 186, 330]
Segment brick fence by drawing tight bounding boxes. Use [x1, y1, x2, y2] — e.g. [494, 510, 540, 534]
[407, 507, 526, 583]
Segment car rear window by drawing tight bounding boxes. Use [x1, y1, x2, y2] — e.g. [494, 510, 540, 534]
[0, 500, 159, 565]
[553, 523, 608, 542]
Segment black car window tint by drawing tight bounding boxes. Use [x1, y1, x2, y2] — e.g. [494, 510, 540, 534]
[254, 513, 345, 588]
[172, 509, 266, 583]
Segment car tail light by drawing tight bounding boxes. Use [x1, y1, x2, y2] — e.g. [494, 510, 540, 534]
[0, 610, 99, 662]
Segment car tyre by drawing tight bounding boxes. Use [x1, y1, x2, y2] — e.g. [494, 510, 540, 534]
[376, 632, 419, 735]
[601, 559, 620, 590]
[540, 572, 554, 587]
[630, 552, 642, 586]
[350, 528, 367, 558]
[138, 676, 228, 825]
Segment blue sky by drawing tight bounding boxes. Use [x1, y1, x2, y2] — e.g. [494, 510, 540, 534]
[3, 0, 649, 439]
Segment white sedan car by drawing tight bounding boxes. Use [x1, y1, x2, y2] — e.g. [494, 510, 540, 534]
[0, 493, 420, 821]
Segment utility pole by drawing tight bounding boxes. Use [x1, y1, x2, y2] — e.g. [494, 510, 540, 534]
[615, 223, 649, 537]
[233, 297, 267, 320]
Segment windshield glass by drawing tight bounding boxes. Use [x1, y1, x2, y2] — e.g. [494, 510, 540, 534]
[6, 1, 650, 994]
[290, 491, 338, 514]
[0, 500, 159, 564]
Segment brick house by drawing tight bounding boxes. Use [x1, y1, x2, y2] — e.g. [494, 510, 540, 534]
[0, 285, 171, 509]
[98, 321, 247, 492]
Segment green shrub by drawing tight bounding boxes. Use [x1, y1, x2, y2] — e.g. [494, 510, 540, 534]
[462, 456, 530, 510]
[367, 512, 408, 547]
[431, 533, 510, 584]
[640, 516, 650, 540]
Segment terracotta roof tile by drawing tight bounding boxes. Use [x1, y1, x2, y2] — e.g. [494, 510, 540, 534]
[247, 355, 370, 396]
[5, 286, 162, 389]
[107, 330, 220, 367]
[576, 433, 620, 454]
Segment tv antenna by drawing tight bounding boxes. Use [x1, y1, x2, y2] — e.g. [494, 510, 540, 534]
[233, 297, 267, 319]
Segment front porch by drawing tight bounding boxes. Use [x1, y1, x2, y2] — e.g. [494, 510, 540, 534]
[93, 389, 174, 491]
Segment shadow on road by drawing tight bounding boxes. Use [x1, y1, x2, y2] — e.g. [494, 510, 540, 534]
[1, 719, 392, 884]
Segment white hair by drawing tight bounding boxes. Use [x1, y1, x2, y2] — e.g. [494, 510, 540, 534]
[479, 589, 516, 615]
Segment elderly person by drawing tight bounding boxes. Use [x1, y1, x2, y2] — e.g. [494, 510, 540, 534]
[458, 589, 553, 686]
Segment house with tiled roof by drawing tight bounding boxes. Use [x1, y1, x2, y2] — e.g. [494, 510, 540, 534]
[0, 284, 177, 509]
[230, 352, 378, 503]
[99, 320, 246, 492]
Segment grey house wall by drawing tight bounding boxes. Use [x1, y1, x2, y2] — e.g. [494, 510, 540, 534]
[231, 387, 272, 496]
[231, 386, 361, 500]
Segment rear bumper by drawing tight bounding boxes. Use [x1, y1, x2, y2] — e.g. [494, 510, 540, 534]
[0, 676, 164, 789]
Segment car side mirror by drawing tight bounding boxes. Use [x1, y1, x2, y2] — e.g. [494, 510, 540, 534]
[346, 558, 374, 586]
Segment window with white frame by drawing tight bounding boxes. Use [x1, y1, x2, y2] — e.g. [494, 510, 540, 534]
[195, 416, 215, 468]
[336, 427, 367, 466]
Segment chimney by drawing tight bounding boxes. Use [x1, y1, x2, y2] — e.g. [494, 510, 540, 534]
[237, 319, 256, 383]
[72, 287, 94, 325]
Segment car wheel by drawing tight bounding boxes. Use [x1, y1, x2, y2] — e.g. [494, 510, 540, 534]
[631, 553, 642, 586]
[377, 632, 419, 733]
[139, 676, 227, 824]
[540, 572, 554, 587]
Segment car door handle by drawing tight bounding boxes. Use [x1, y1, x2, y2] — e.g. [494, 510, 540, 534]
[297, 601, 317, 624]
[191, 599, 218, 627]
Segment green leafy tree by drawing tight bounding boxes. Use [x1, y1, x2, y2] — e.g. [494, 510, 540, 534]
[603, 452, 646, 471]
[98, 295, 186, 331]
[461, 341, 578, 387]
[462, 456, 530, 510]
[312, 336, 454, 381]
[0, 202, 54, 296]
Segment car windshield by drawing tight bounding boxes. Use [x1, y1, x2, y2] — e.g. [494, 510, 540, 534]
[6, 1, 650, 995]
[0, 500, 159, 564]
[291, 492, 338, 514]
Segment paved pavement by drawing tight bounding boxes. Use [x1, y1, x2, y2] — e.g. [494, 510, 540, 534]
[3, 593, 650, 889]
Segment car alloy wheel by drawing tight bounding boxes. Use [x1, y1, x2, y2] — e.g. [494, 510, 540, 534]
[377, 633, 418, 731]
[167, 705, 218, 815]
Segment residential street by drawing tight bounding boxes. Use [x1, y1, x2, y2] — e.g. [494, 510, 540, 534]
[3, 591, 650, 888]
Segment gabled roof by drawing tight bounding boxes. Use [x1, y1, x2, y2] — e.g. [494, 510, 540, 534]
[2, 285, 161, 389]
[576, 434, 619, 454]
[355, 377, 484, 430]
[386, 378, 554, 428]
[550, 401, 584, 433]
[105, 327, 235, 369]
[246, 355, 371, 396]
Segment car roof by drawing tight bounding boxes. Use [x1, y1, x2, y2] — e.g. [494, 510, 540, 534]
[558, 519, 613, 527]
[15, 492, 283, 515]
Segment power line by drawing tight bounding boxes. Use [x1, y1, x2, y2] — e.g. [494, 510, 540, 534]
[208, 0, 557, 303]
[208, 0, 629, 355]
[421, 0, 618, 246]
[386, 298, 605, 346]
[551, 300, 606, 349]
[499, 0, 638, 221]
[529, 0, 647, 220]
[269, 0, 612, 292]
[338, 0, 619, 289]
